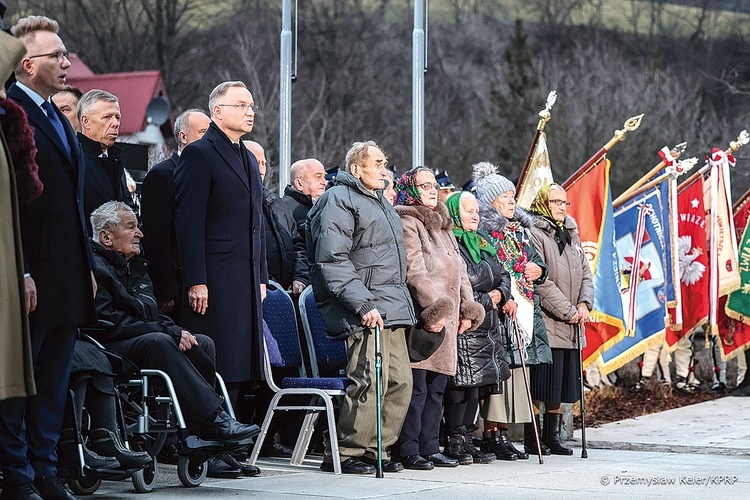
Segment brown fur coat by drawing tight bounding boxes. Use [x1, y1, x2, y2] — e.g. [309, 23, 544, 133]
[397, 201, 485, 375]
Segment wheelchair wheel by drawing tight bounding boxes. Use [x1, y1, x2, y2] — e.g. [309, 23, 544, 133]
[177, 456, 207, 488]
[67, 477, 102, 495]
[132, 457, 159, 493]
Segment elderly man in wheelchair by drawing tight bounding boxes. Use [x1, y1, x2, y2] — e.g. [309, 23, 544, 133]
[78, 201, 261, 482]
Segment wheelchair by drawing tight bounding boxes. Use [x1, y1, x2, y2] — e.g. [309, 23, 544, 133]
[63, 331, 251, 495]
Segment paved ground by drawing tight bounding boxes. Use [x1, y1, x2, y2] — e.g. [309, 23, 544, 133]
[89, 396, 750, 498]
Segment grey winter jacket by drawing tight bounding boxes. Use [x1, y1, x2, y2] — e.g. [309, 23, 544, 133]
[478, 203, 552, 366]
[529, 214, 594, 349]
[306, 171, 417, 339]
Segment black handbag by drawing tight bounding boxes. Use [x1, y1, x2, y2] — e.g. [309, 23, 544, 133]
[405, 322, 446, 362]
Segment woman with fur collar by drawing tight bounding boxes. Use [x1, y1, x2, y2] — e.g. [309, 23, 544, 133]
[527, 183, 594, 456]
[393, 167, 485, 470]
[473, 162, 552, 459]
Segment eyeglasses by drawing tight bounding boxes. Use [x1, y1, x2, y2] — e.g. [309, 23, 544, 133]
[417, 182, 440, 191]
[217, 103, 259, 113]
[27, 50, 69, 63]
[549, 199, 571, 207]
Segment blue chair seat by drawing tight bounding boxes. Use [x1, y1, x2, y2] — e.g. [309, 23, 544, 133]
[281, 377, 349, 391]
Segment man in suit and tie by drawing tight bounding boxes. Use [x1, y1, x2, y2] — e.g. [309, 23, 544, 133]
[174, 81, 267, 408]
[1, 15, 97, 500]
[140, 109, 210, 324]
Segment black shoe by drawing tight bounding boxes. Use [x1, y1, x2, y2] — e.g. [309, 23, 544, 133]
[34, 476, 79, 500]
[320, 457, 376, 474]
[220, 453, 261, 477]
[443, 431, 473, 465]
[542, 413, 573, 456]
[481, 434, 517, 461]
[57, 429, 120, 477]
[89, 428, 152, 470]
[156, 443, 180, 465]
[360, 456, 404, 473]
[710, 382, 727, 394]
[260, 440, 294, 458]
[199, 410, 260, 443]
[425, 452, 459, 467]
[0, 483, 43, 500]
[462, 426, 496, 464]
[207, 456, 242, 478]
[524, 415, 551, 456]
[401, 454, 434, 470]
[732, 379, 750, 396]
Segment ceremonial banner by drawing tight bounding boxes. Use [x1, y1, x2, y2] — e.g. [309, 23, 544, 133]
[516, 132, 553, 209]
[703, 163, 741, 298]
[600, 187, 668, 373]
[565, 157, 625, 370]
[720, 206, 750, 359]
[666, 178, 709, 347]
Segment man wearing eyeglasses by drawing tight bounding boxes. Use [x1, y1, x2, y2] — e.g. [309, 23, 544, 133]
[3, 15, 96, 500]
[174, 82, 267, 432]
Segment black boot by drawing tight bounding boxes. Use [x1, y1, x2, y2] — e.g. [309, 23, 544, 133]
[442, 427, 473, 465]
[499, 429, 528, 460]
[481, 431, 517, 461]
[89, 428, 152, 470]
[57, 428, 120, 477]
[462, 426, 495, 464]
[524, 414, 550, 456]
[542, 413, 573, 455]
[732, 350, 750, 396]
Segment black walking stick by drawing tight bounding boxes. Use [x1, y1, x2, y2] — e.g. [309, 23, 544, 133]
[513, 318, 543, 465]
[577, 324, 588, 459]
[374, 325, 384, 478]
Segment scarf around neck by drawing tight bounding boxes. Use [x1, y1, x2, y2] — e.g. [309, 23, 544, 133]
[445, 193, 494, 264]
[530, 183, 571, 254]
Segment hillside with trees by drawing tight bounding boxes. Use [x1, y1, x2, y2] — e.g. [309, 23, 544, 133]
[8, 0, 750, 196]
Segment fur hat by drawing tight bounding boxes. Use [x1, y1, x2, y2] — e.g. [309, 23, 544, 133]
[472, 162, 515, 205]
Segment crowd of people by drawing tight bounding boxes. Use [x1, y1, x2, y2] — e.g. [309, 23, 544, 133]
[1, 13, 597, 500]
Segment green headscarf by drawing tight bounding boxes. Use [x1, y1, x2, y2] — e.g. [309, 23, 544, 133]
[446, 192, 495, 264]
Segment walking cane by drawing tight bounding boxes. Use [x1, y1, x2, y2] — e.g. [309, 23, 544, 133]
[374, 325, 384, 478]
[513, 318, 543, 465]
[577, 324, 588, 459]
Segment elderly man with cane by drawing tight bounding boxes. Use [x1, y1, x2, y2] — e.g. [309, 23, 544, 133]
[307, 141, 416, 475]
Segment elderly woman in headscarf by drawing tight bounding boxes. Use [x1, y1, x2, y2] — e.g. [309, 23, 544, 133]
[528, 183, 593, 455]
[472, 162, 552, 460]
[441, 191, 512, 466]
[393, 167, 485, 470]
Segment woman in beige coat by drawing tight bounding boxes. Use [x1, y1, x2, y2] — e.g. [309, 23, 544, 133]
[528, 184, 594, 455]
[394, 167, 484, 470]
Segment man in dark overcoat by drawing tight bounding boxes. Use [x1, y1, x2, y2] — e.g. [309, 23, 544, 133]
[140, 109, 210, 324]
[174, 81, 267, 388]
[1, 15, 96, 500]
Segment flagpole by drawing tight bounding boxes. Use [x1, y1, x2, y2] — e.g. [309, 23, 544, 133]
[709, 160, 720, 337]
[614, 142, 687, 203]
[516, 91, 556, 191]
[668, 175, 683, 329]
[562, 114, 644, 190]
[678, 130, 749, 193]
[613, 158, 698, 210]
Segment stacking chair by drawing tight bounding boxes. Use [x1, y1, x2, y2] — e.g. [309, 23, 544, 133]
[249, 282, 346, 474]
[298, 285, 349, 378]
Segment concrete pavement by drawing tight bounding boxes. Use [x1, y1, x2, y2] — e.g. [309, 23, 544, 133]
[93, 396, 750, 498]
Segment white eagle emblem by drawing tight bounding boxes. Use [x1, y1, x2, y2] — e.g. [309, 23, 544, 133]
[678, 235, 706, 286]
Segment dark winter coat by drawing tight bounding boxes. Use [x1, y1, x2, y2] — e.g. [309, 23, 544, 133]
[262, 187, 309, 290]
[90, 241, 182, 344]
[454, 238, 512, 389]
[281, 185, 314, 242]
[306, 171, 416, 339]
[79, 133, 133, 230]
[397, 202, 485, 376]
[8, 83, 96, 330]
[140, 152, 180, 304]
[174, 122, 268, 382]
[529, 215, 594, 349]
[478, 203, 552, 366]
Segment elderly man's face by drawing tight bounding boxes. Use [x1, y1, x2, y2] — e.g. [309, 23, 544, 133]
[352, 147, 388, 192]
[82, 99, 121, 150]
[296, 161, 327, 200]
[52, 91, 79, 132]
[182, 112, 211, 147]
[102, 210, 142, 261]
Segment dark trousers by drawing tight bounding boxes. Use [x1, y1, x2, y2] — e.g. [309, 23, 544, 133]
[396, 369, 448, 457]
[105, 333, 223, 428]
[443, 387, 480, 431]
[0, 327, 77, 484]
